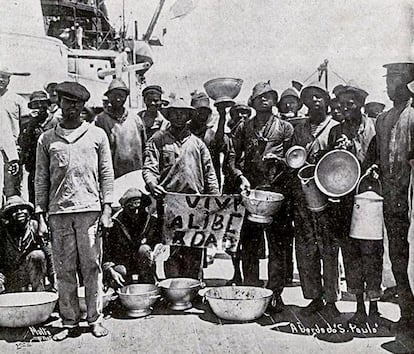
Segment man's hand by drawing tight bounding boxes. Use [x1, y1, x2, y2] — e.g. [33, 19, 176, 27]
[239, 175, 251, 192]
[366, 164, 380, 179]
[109, 267, 125, 287]
[215, 100, 235, 116]
[7, 160, 19, 176]
[334, 134, 353, 150]
[100, 204, 113, 229]
[37, 213, 49, 238]
[149, 183, 167, 198]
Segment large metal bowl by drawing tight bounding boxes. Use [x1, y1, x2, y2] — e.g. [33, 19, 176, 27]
[203, 77, 243, 104]
[158, 278, 203, 310]
[315, 150, 361, 197]
[0, 291, 58, 327]
[205, 286, 273, 321]
[118, 284, 160, 318]
[241, 189, 284, 223]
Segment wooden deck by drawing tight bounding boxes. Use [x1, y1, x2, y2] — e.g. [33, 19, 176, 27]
[0, 257, 407, 354]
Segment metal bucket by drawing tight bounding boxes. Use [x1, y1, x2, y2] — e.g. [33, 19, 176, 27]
[350, 175, 384, 240]
[298, 164, 328, 212]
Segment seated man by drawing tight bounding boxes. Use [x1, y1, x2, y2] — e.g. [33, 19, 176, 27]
[103, 188, 159, 288]
[0, 196, 55, 293]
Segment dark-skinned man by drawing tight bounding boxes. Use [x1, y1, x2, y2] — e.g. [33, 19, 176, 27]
[290, 81, 340, 319]
[328, 84, 379, 324]
[143, 97, 219, 278]
[103, 188, 159, 288]
[0, 66, 26, 197]
[35, 81, 114, 340]
[95, 79, 146, 178]
[233, 81, 294, 312]
[19, 91, 58, 204]
[0, 196, 55, 293]
[366, 61, 414, 347]
[138, 85, 169, 139]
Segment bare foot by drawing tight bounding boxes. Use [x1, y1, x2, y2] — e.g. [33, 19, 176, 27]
[91, 323, 109, 338]
[52, 327, 81, 341]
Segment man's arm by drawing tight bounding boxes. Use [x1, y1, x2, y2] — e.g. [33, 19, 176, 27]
[97, 131, 114, 228]
[142, 138, 163, 195]
[232, 122, 245, 171]
[34, 134, 50, 213]
[200, 142, 220, 195]
[98, 132, 114, 206]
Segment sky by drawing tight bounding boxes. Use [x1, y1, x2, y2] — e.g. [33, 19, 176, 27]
[108, 0, 414, 106]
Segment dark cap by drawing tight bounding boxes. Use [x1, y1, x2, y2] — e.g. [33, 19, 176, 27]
[364, 101, 385, 118]
[142, 85, 163, 97]
[300, 81, 330, 107]
[28, 91, 50, 109]
[248, 81, 278, 107]
[55, 81, 90, 102]
[104, 78, 130, 96]
[190, 91, 211, 112]
[119, 187, 151, 208]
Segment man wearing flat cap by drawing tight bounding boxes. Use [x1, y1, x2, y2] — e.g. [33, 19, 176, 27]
[143, 97, 219, 278]
[290, 81, 341, 319]
[19, 91, 58, 203]
[138, 85, 169, 139]
[367, 61, 414, 345]
[35, 81, 114, 340]
[232, 81, 294, 311]
[96, 78, 146, 178]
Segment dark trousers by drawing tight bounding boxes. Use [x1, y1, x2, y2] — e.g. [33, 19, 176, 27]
[294, 202, 339, 303]
[156, 198, 204, 280]
[240, 205, 290, 295]
[384, 212, 414, 329]
[345, 238, 384, 300]
[164, 246, 204, 279]
[27, 170, 35, 204]
[3, 161, 22, 197]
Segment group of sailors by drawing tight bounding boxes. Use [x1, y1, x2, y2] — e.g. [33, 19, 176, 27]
[0, 60, 413, 347]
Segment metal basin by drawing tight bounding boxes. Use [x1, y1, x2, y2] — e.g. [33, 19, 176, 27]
[315, 150, 361, 197]
[204, 286, 273, 322]
[204, 77, 243, 104]
[158, 278, 203, 310]
[118, 284, 160, 318]
[241, 190, 284, 223]
[0, 291, 58, 327]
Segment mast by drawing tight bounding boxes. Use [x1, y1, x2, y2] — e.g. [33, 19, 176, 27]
[143, 0, 166, 42]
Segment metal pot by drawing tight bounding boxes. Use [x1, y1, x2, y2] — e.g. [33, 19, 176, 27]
[118, 284, 160, 318]
[315, 150, 361, 198]
[241, 189, 284, 223]
[158, 278, 204, 310]
[0, 291, 58, 327]
[203, 77, 243, 104]
[204, 286, 273, 321]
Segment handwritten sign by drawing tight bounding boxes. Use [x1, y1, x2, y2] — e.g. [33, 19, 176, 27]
[163, 193, 245, 252]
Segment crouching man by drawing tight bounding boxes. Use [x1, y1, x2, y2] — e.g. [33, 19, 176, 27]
[103, 188, 159, 288]
[35, 82, 114, 340]
[0, 196, 55, 293]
